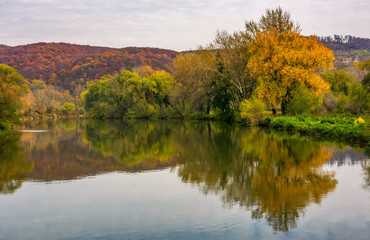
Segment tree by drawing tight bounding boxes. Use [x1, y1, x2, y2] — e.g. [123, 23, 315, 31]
[286, 86, 323, 115]
[321, 70, 354, 95]
[362, 73, 370, 91]
[207, 30, 256, 105]
[84, 69, 174, 118]
[0, 64, 28, 128]
[171, 51, 217, 114]
[245, 8, 334, 114]
[59, 102, 76, 115]
[244, 6, 301, 38]
[211, 54, 234, 120]
[348, 82, 369, 114]
[248, 29, 334, 114]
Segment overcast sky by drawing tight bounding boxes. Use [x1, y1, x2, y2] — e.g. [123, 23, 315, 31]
[0, 0, 369, 51]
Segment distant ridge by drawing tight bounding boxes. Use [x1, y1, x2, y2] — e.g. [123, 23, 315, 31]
[0, 44, 9, 50]
[317, 35, 370, 50]
[0, 42, 178, 91]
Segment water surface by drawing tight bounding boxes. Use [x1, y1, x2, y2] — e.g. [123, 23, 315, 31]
[0, 119, 369, 239]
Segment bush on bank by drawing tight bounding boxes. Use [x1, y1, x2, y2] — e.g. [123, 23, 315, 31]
[259, 115, 369, 143]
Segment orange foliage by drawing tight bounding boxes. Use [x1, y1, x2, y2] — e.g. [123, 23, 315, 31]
[0, 43, 178, 91]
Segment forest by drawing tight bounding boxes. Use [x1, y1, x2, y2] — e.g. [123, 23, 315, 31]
[0, 7, 369, 142]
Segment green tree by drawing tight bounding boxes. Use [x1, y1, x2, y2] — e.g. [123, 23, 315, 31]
[362, 73, 370, 91]
[348, 82, 369, 114]
[59, 102, 76, 115]
[84, 69, 174, 119]
[207, 30, 256, 104]
[239, 97, 266, 124]
[0, 64, 29, 128]
[321, 70, 354, 95]
[211, 54, 234, 120]
[286, 86, 323, 115]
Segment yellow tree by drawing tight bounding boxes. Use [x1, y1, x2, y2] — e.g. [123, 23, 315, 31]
[0, 64, 29, 128]
[171, 51, 217, 114]
[249, 30, 334, 114]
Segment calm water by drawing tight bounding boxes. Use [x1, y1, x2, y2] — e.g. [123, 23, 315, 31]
[0, 119, 369, 240]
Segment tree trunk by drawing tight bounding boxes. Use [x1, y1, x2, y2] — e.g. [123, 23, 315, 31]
[206, 102, 211, 114]
[281, 98, 288, 115]
[281, 89, 291, 115]
[272, 108, 277, 115]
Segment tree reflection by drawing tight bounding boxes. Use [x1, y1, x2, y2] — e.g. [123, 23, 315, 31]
[175, 125, 337, 232]
[0, 119, 342, 231]
[0, 131, 33, 194]
[82, 120, 178, 165]
[18, 120, 178, 181]
[362, 156, 370, 189]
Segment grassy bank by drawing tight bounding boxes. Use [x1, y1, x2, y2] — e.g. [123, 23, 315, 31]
[259, 114, 369, 144]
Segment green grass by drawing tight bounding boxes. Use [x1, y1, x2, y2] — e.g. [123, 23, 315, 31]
[259, 114, 369, 144]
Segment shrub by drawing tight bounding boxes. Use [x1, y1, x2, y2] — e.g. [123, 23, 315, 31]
[323, 92, 337, 112]
[239, 98, 266, 124]
[348, 82, 369, 114]
[59, 102, 76, 115]
[336, 94, 349, 113]
[286, 86, 323, 115]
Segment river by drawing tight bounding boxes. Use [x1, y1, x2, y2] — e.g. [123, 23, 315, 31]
[0, 119, 369, 239]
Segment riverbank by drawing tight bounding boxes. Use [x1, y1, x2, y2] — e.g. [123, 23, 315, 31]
[258, 114, 369, 144]
[11, 112, 370, 146]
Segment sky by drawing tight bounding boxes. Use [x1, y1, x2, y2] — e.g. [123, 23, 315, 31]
[0, 0, 369, 51]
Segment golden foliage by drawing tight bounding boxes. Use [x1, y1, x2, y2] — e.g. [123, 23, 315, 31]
[248, 30, 335, 110]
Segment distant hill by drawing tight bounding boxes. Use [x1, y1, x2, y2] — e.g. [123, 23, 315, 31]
[317, 35, 370, 71]
[0, 44, 9, 50]
[0, 42, 178, 91]
[317, 35, 370, 50]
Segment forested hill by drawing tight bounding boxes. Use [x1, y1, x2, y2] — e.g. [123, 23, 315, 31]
[316, 35, 370, 70]
[0, 44, 9, 50]
[317, 35, 370, 50]
[0, 42, 177, 90]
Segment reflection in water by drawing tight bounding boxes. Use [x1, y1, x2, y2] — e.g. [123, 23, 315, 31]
[83, 120, 177, 165]
[0, 131, 33, 194]
[2, 119, 367, 232]
[363, 161, 370, 189]
[175, 125, 337, 232]
[17, 120, 177, 181]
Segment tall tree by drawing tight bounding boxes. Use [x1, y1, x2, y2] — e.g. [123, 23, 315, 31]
[171, 51, 217, 114]
[244, 6, 301, 38]
[207, 30, 256, 105]
[211, 53, 234, 120]
[247, 8, 334, 114]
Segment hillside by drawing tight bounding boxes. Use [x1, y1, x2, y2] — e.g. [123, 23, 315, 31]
[0, 42, 178, 91]
[318, 35, 370, 70]
[0, 44, 9, 50]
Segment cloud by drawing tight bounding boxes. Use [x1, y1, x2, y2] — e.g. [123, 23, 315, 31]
[0, 0, 369, 51]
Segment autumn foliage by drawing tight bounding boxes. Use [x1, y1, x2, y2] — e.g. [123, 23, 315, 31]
[249, 31, 335, 114]
[0, 43, 177, 91]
